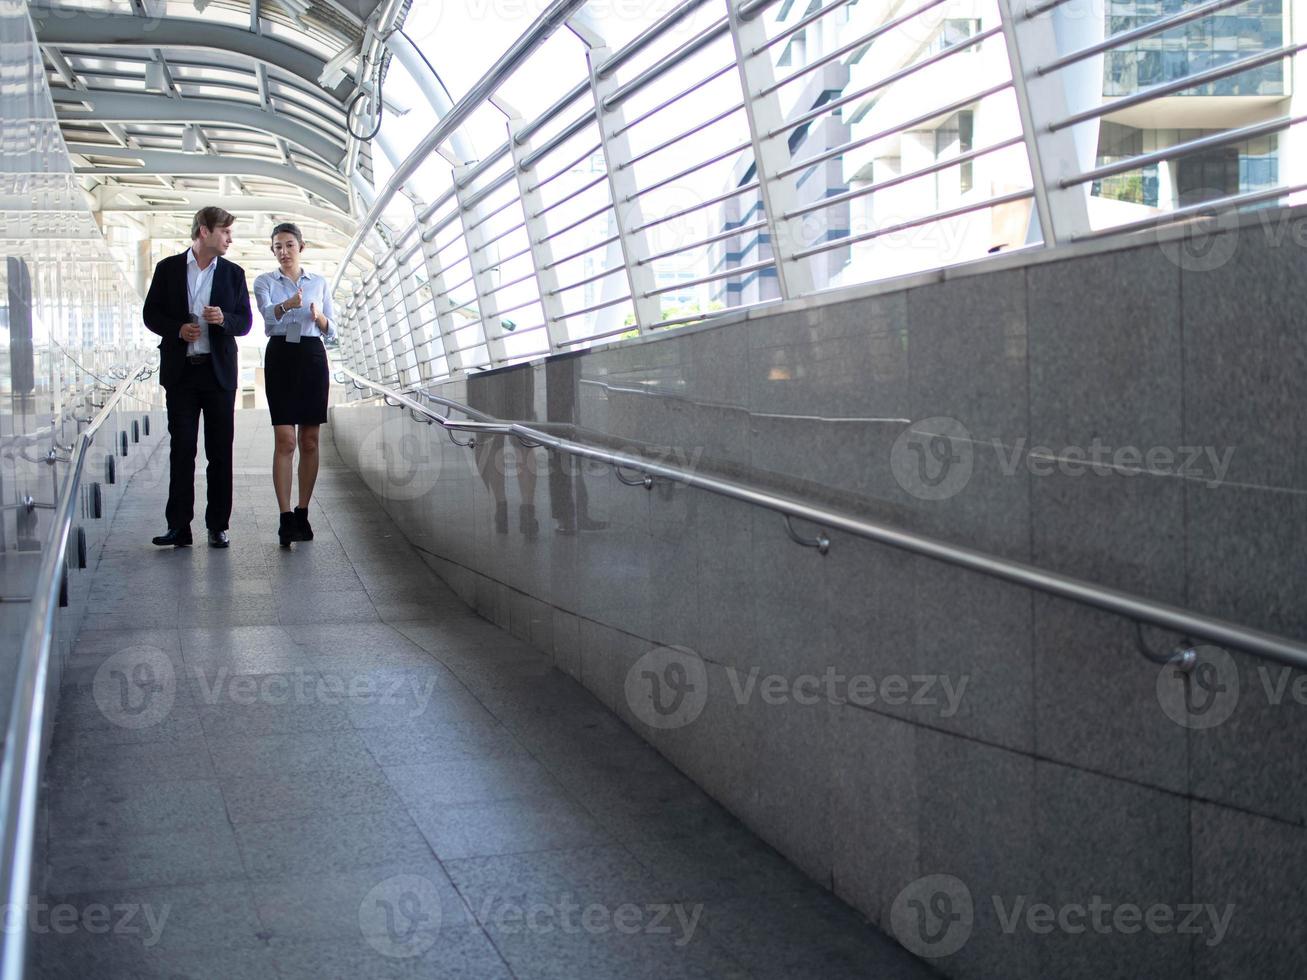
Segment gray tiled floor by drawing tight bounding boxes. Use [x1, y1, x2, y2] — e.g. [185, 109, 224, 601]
[36, 412, 936, 979]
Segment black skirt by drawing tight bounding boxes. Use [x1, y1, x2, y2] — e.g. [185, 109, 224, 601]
[265, 335, 328, 426]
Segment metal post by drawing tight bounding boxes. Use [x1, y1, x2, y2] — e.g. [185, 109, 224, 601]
[996, 0, 1093, 244]
[416, 206, 466, 375]
[587, 45, 662, 331]
[454, 162, 509, 365]
[726, 0, 814, 299]
[506, 116, 571, 352]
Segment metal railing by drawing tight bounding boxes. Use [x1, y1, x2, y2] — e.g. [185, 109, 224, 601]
[332, 0, 1304, 385]
[334, 367, 1307, 673]
[0, 360, 155, 980]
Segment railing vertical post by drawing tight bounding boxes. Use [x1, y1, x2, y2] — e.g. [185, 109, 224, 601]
[379, 254, 415, 385]
[996, 0, 1093, 244]
[363, 282, 396, 383]
[726, 0, 814, 299]
[506, 116, 571, 353]
[454, 163, 509, 365]
[587, 45, 662, 332]
[415, 207, 464, 376]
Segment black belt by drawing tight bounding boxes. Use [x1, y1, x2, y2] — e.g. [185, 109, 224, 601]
[186, 354, 211, 364]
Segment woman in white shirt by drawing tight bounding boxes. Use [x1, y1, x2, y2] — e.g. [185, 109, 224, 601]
[252, 222, 335, 547]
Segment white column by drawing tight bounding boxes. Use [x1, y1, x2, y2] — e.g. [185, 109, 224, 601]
[727, 0, 815, 298]
[506, 116, 571, 352]
[454, 162, 508, 365]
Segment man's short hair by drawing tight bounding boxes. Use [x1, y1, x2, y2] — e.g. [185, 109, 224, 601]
[192, 206, 235, 239]
[271, 222, 304, 247]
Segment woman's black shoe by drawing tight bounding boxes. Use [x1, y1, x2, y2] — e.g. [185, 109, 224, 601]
[278, 511, 297, 548]
[294, 506, 313, 541]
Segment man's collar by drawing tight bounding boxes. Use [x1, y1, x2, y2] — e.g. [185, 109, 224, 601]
[187, 247, 218, 270]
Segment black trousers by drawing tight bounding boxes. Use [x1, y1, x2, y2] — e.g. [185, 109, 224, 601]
[164, 359, 236, 531]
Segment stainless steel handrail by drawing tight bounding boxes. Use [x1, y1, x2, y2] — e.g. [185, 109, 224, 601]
[0, 360, 155, 980]
[334, 366, 1307, 672]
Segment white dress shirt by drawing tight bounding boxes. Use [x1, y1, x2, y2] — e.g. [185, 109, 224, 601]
[252, 268, 335, 344]
[185, 247, 216, 355]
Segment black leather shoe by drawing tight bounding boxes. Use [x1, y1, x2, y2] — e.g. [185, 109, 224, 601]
[293, 506, 313, 541]
[208, 530, 230, 548]
[151, 527, 192, 547]
[278, 511, 297, 548]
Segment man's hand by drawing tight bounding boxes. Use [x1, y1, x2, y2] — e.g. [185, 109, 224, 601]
[180, 321, 202, 342]
[310, 302, 328, 330]
[202, 305, 224, 325]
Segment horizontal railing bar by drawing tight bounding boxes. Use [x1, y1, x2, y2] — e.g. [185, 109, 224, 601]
[645, 257, 774, 296]
[417, 187, 458, 225]
[619, 100, 746, 170]
[759, 0, 951, 98]
[481, 295, 542, 320]
[626, 140, 753, 200]
[470, 218, 528, 255]
[549, 263, 626, 295]
[461, 167, 519, 214]
[520, 110, 600, 171]
[481, 267, 541, 294]
[542, 232, 621, 270]
[453, 141, 513, 193]
[794, 189, 1034, 258]
[603, 17, 731, 111]
[513, 79, 590, 145]
[532, 172, 608, 219]
[639, 217, 769, 263]
[768, 26, 1004, 139]
[778, 81, 1012, 178]
[1065, 114, 1307, 187]
[1073, 181, 1307, 242]
[525, 141, 604, 193]
[1051, 42, 1307, 131]
[464, 193, 522, 235]
[752, 0, 852, 55]
[1024, 0, 1075, 15]
[612, 62, 736, 137]
[738, 0, 783, 19]
[342, 364, 1307, 672]
[651, 296, 782, 328]
[533, 200, 614, 247]
[1038, 0, 1252, 75]
[595, 0, 716, 77]
[556, 292, 633, 320]
[630, 180, 761, 232]
[556, 323, 635, 346]
[784, 135, 1026, 219]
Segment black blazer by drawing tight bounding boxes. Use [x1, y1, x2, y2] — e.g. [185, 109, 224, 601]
[142, 250, 253, 391]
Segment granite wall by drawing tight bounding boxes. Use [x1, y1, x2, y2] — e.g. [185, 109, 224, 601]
[330, 209, 1307, 979]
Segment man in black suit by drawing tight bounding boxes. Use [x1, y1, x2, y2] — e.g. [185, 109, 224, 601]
[143, 206, 252, 548]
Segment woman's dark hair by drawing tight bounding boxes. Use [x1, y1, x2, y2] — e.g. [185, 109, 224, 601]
[271, 222, 304, 246]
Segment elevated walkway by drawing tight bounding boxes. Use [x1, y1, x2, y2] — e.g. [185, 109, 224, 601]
[37, 411, 934, 979]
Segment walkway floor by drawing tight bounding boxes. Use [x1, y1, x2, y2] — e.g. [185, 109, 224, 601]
[37, 412, 935, 979]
